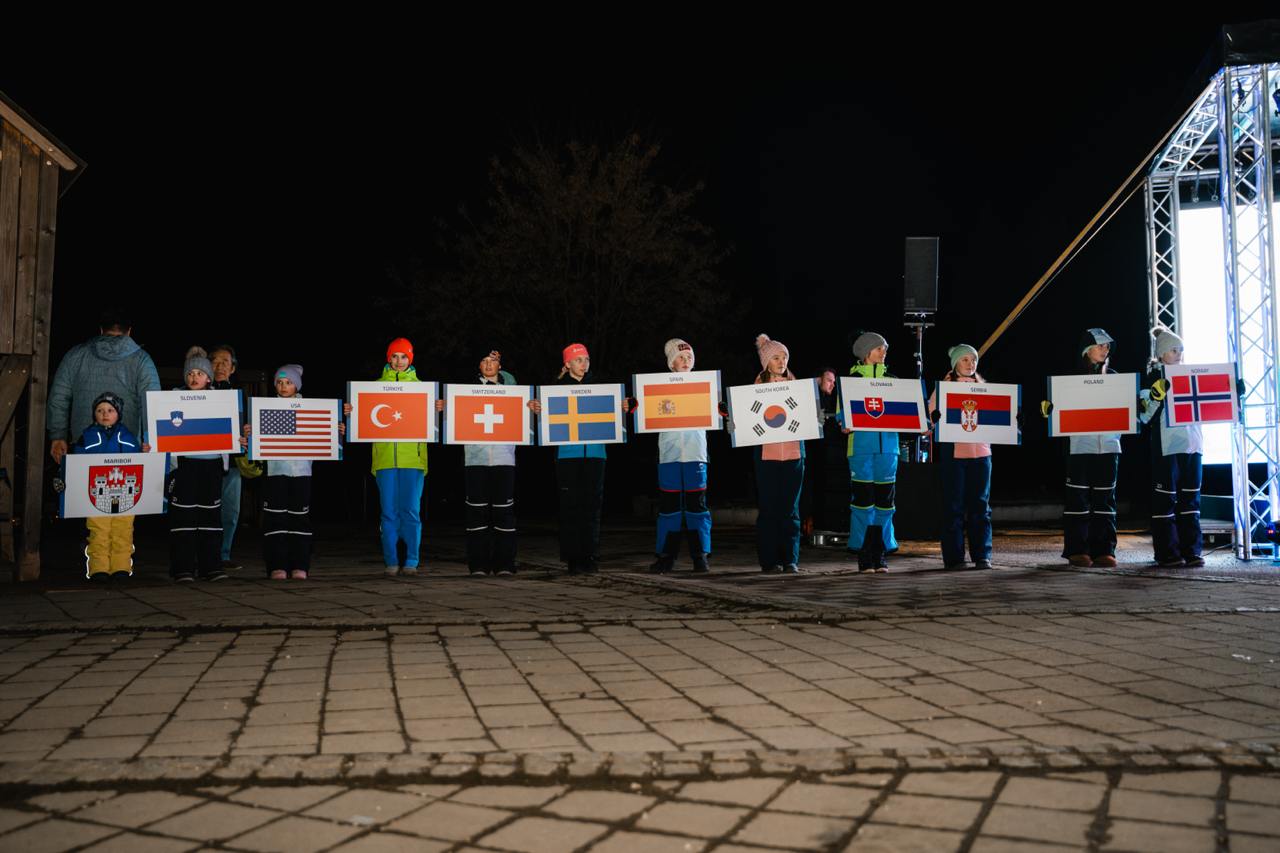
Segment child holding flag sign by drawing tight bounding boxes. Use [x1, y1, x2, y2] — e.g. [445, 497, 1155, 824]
[649, 338, 713, 574]
[1139, 329, 1205, 567]
[1042, 328, 1124, 568]
[752, 334, 804, 574]
[928, 344, 994, 570]
[343, 338, 428, 576]
[843, 332, 900, 573]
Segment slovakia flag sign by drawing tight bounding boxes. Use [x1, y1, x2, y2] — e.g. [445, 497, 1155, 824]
[1163, 363, 1238, 427]
[839, 376, 929, 433]
[936, 381, 1021, 445]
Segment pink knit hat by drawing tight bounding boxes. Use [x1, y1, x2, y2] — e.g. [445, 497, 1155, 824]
[755, 333, 788, 370]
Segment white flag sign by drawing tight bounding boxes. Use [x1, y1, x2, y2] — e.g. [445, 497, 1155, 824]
[60, 453, 168, 518]
[1047, 373, 1139, 437]
[727, 378, 821, 447]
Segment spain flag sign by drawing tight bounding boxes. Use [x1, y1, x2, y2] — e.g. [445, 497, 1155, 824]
[632, 370, 722, 433]
[346, 381, 437, 443]
[537, 383, 625, 445]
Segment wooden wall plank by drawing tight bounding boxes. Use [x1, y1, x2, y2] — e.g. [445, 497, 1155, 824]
[11, 142, 39, 355]
[0, 124, 22, 354]
[18, 159, 59, 581]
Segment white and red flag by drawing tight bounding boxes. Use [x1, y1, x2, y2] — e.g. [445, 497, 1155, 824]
[346, 381, 438, 442]
[1047, 373, 1138, 437]
[1162, 363, 1238, 426]
[444, 384, 533, 445]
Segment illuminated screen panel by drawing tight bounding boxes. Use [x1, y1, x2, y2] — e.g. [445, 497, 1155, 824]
[1175, 205, 1279, 465]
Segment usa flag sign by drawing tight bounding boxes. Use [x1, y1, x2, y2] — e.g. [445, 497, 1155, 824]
[1047, 373, 1138, 437]
[60, 453, 168, 518]
[839, 376, 929, 434]
[444, 384, 533, 446]
[249, 398, 342, 461]
[726, 378, 821, 448]
[346, 381, 438, 443]
[936, 381, 1021, 445]
[1163, 363, 1238, 427]
[145, 389, 240, 456]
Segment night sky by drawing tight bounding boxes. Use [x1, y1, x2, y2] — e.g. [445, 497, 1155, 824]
[4, 16, 1268, 519]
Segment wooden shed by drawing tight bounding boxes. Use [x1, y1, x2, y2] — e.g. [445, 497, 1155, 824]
[0, 92, 86, 581]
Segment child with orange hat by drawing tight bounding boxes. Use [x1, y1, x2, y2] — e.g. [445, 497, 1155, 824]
[345, 338, 428, 576]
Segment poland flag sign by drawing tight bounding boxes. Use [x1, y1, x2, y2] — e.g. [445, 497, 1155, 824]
[1047, 373, 1139, 437]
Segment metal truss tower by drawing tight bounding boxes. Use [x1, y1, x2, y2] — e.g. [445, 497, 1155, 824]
[1145, 57, 1280, 559]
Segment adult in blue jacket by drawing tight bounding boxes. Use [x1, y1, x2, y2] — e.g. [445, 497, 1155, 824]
[47, 308, 161, 465]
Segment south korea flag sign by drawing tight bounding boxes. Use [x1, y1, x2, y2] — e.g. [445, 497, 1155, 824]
[727, 378, 822, 447]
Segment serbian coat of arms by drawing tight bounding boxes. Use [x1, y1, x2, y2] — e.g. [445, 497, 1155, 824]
[960, 398, 979, 432]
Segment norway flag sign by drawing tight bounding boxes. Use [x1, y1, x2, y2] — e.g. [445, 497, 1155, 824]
[346, 381, 437, 443]
[1163, 363, 1238, 427]
[936, 381, 1021, 445]
[1047, 373, 1139, 437]
[839, 376, 929, 434]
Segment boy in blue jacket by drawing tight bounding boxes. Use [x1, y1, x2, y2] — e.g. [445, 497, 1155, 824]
[68, 392, 145, 580]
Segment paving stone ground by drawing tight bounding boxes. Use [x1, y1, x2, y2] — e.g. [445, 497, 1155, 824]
[1, 526, 1277, 850]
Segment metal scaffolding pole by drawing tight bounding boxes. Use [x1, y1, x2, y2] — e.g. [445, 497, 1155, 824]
[1218, 64, 1279, 559]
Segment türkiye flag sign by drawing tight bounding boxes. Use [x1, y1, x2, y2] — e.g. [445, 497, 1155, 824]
[346, 381, 437, 442]
[839, 376, 929, 433]
[727, 378, 821, 447]
[145, 389, 240, 455]
[444, 384, 532, 445]
[1163, 363, 1238, 426]
[537, 384, 625, 445]
[632, 370, 722, 433]
[1047, 373, 1138, 437]
[936, 381, 1021, 445]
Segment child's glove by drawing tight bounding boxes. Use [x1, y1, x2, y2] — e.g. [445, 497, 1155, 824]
[52, 477, 65, 493]
[929, 410, 941, 424]
[623, 397, 638, 414]
[1015, 410, 1024, 429]
[1149, 378, 1169, 401]
[717, 400, 729, 418]
[165, 471, 177, 496]
[1040, 400, 1053, 418]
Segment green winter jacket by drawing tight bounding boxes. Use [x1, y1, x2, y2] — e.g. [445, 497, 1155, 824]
[370, 365, 429, 474]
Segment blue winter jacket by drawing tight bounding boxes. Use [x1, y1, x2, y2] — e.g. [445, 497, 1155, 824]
[47, 335, 161, 443]
[72, 423, 141, 455]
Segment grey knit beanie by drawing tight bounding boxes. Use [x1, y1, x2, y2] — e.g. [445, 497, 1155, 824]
[183, 346, 213, 382]
[275, 364, 303, 391]
[851, 332, 888, 363]
[1154, 328, 1184, 358]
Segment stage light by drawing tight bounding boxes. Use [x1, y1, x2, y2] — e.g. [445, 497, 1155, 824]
[1175, 204, 1279, 465]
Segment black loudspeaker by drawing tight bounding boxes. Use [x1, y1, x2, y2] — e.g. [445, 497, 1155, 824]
[904, 236, 939, 314]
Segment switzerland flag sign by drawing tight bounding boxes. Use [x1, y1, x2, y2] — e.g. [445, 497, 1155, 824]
[444, 384, 533, 445]
[346, 381, 437, 443]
